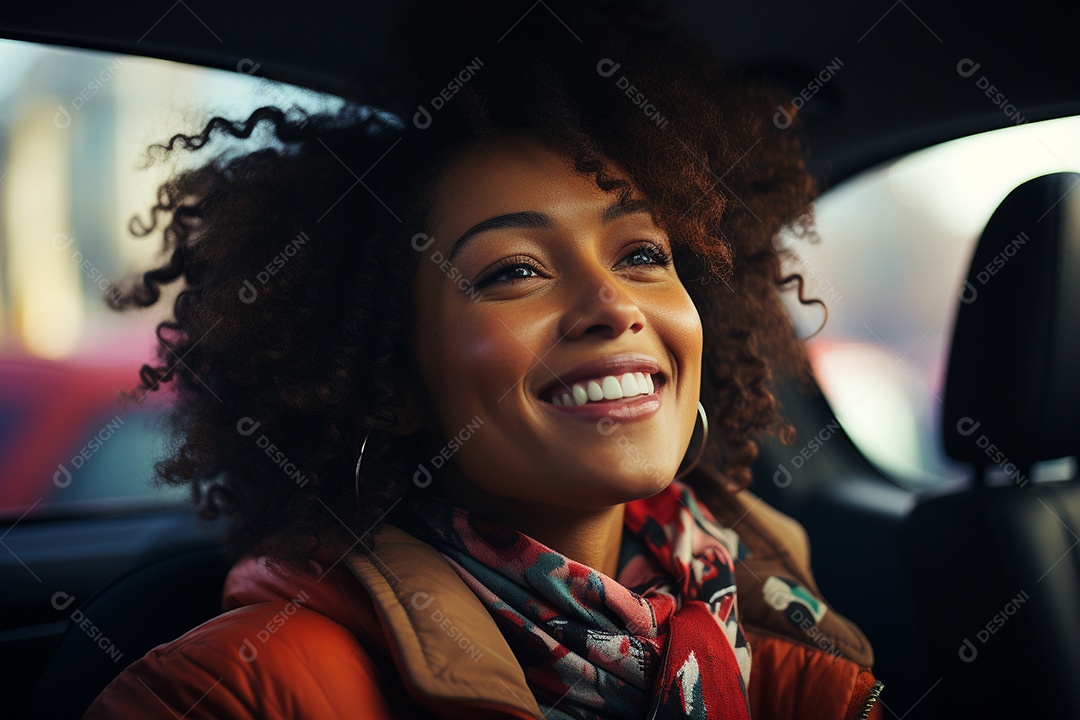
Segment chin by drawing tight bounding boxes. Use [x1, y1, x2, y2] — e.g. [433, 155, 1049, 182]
[554, 466, 676, 509]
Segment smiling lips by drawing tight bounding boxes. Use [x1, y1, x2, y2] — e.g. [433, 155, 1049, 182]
[537, 353, 667, 420]
[547, 372, 655, 406]
[541, 371, 665, 421]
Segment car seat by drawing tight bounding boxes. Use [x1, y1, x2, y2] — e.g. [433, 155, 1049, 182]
[905, 172, 1080, 718]
[23, 546, 230, 719]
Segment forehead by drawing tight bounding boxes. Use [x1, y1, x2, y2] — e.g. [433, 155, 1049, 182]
[427, 133, 631, 234]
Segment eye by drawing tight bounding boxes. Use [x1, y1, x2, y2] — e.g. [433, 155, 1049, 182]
[472, 255, 544, 288]
[621, 242, 672, 268]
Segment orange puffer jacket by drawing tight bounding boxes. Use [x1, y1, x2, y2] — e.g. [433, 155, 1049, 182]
[84, 480, 883, 719]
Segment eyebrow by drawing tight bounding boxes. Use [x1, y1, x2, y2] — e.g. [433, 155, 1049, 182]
[446, 198, 652, 262]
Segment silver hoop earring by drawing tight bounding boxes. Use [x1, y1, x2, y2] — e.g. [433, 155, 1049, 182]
[354, 429, 372, 504]
[673, 400, 709, 481]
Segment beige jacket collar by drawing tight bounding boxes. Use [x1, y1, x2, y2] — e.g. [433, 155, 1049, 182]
[345, 525, 543, 718]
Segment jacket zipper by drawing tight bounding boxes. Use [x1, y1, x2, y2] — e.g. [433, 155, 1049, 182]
[858, 680, 884, 719]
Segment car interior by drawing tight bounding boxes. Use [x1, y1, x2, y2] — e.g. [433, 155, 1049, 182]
[1, 2, 1078, 718]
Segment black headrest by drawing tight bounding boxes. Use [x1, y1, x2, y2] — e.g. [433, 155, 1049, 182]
[943, 172, 1080, 470]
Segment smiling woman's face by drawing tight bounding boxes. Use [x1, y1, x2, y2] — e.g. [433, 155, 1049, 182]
[408, 131, 703, 510]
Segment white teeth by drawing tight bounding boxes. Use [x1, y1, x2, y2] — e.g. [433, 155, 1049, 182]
[601, 376, 623, 400]
[586, 380, 604, 402]
[546, 372, 659, 405]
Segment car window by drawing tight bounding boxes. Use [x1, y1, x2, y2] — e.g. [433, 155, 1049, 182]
[0, 38, 344, 519]
[781, 115, 1080, 488]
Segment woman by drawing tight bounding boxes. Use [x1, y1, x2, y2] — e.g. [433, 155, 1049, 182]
[85, 1, 882, 718]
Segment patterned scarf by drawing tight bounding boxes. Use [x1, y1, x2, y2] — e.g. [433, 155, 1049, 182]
[401, 480, 753, 719]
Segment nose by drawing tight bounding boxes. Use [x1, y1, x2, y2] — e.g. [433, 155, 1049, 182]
[558, 261, 647, 340]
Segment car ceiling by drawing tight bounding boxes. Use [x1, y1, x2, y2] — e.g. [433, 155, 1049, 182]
[0, 0, 1077, 183]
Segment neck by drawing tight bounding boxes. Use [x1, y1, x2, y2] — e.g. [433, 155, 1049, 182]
[435, 477, 625, 578]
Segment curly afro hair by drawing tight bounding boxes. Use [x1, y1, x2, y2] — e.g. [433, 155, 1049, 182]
[112, 0, 820, 567]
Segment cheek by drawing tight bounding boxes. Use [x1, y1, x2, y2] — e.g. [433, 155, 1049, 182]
[417, 297, 541, 439]
[650, 287, 704, 452]
[440, 315, 517, 390]
[681, 294, 704, 353]
[658, 287, 704, 374]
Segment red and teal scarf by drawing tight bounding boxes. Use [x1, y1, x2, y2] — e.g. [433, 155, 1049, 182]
[403, 480, 753, 719]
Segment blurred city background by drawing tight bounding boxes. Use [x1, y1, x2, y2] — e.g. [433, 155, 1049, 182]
[0, 38, 341, 517]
